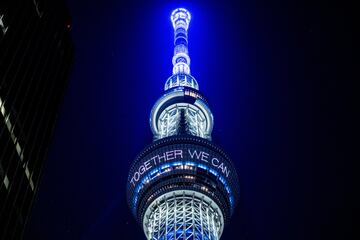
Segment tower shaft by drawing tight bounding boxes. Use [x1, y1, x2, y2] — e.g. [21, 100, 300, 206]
[145, 191, 222, 240]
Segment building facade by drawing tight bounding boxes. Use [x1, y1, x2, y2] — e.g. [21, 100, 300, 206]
[127, 8, 239, 240]
[0, 0, 73, 239]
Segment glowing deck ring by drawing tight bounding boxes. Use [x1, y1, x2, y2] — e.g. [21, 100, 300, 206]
[164, 74, 199, 91]
[172, 52, 191, 66]
[149, 88, 214, 137]
[126, 135, 240, 226]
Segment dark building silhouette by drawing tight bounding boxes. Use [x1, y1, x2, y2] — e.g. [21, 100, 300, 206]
[0, 0, 73, 239]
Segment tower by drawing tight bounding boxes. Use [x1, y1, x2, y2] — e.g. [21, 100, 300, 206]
[0, 0, 73, 239]
[127, 8, 239, 239]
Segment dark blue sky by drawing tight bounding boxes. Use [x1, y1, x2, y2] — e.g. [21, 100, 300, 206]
[25, 0, 353, 239]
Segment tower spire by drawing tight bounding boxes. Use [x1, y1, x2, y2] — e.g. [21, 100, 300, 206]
[171, 8, 191, 75]
[164, 8, 198, 91]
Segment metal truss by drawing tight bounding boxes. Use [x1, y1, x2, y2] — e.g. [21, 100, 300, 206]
[143, 191, 223, 240]
[185, 106, 208, 139]
[158, 107, 181, 139]
[157, 104, 209, 140]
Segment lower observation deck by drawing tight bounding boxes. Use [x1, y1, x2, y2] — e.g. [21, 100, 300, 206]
[126, 135, 240, 228]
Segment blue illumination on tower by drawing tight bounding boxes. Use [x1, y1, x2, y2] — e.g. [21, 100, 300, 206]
[127, 8, 239, 240]
[171, 8, 191, 75]
[165, 8, 199, 91]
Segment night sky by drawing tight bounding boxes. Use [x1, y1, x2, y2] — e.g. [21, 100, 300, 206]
[24, 0, 354, 239]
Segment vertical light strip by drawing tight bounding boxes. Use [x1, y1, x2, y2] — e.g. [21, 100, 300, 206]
[165, 199, 168, 240]
[0, 96, 34, 191]
[3, 175, 9, 189]
[0, 14, 9, 34]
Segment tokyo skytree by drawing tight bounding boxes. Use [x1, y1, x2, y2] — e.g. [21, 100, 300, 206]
[127, 8, 239, 240]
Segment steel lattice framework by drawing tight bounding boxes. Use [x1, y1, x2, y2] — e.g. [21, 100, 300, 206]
[144, 191, 222, 240]
[157, 104, 209, 140]
[127, 8, 239, 240]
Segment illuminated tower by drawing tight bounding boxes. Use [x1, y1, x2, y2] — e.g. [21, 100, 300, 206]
[127, 8, 239, 240]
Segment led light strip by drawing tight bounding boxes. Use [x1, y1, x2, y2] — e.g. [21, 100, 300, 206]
[0, 96, 34, 191]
